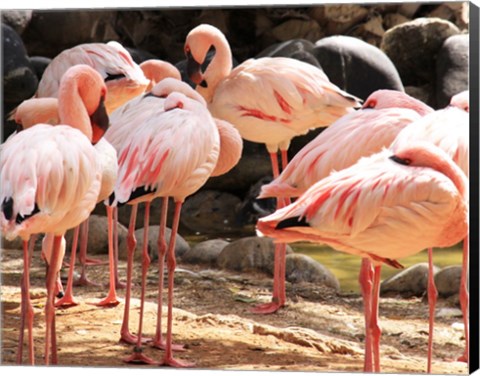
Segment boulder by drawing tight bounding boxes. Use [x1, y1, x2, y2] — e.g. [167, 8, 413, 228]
[436, 33, 469, 108]
[217, 236, 293, 275]
[256, 39, 321, 68]
[117, 225, 190, 262]
[434, 265, 463, 298]
[380, 262, 440, 297]
[313, 35, 404, 101]
[285, 253, 340, 291]
[182, 239, 230, 266]
[380, 17, 460, 87]
[1, 10, 33, 34]
[180, 190, 243, 235]
[29, 56, 51, 81]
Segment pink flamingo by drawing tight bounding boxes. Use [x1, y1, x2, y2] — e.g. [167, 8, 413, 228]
[257, 142, 468, 373]
[36, 41, 149, 114]
[140, 59, 182, 91]
[109, 91, 220, 367]
[0, 65, 109, 364]
[390, 99, 469, 370]
[258, 88, 433, 371]
[184, 23, 362, 314]
[14, 97, 120, 308]
[106, 76, 242, 356]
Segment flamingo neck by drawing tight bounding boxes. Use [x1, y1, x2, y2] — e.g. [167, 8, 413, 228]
[58, 76, 93, 141]
[198, 32, 233, 103]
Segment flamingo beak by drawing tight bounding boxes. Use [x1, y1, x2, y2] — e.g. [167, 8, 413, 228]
[186, 51, 204, 86]
[90, 96, 110, 145]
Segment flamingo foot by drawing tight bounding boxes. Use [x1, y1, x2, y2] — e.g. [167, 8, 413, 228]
[55, 294, 79, 308]
[151, 338, 186, 352]
[457, 351, 468, 363]
[160, 355, 195, 368]
[123, 347, 160, 365]
[90, 296, 121, 307]
[84, 257, 108, 266]
[120, 331, 150, 345]
[250, 300, 283, 314]
[74, 274, 101, 287]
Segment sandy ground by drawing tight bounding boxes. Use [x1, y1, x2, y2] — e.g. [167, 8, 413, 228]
[1, 247, 468, 374]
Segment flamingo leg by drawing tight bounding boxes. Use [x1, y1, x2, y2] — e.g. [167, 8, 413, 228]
[55, 227, 80, 308]
[76, 220, 103, 287]
[113, 207, 126, 289]
[44, 235, 63, 365]
[120, 204, 144, 344]
[427, 247, 438, 373]
[152, 198, 186, 351]
[124, 201, 159, 364]
[359, 258, 374, 372]
[92, 205, 120, 306]
[161, 201, 194, 367]
[457, 236, 469, 363]
[251, 151, 287, 314]
[370, 265, 382, 373]
[17, 238, 36, 365]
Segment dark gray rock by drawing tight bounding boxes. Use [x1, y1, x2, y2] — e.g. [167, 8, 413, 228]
[182, 239, 229, 266]
[29, 56, 52, 81]
[125, 47, 159, 64]
[313, 35, 404, 101]
[1, 10, 33, 34]
[217, 236, 293, 275]
[21, 10, 118, 58]
[380, 262, 440, 297]
[434, 265, 463, 298]
[380, 17, 460, 87]
[436, 33, 469, 109]
[256, 39, 321, 68]
[180, 190, 243, 235]
[64, 214, 128, 256]
[285, 253, 340, 291]
[118, 225, 190, 262]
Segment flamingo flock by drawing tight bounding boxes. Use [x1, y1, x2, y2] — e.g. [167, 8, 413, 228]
[1, 23, 469, 373]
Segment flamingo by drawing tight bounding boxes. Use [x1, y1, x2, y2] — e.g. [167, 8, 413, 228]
[105, 76, 242, 355]
[13, 97, 120, 308]
[390, 98, 469, 370]
[257, 88, 433, 371]
[0, 64, 109, 364]
[256, 142, 468, 372]
[36, 41, 149, 114]
[140, 59, 182, 91]
[184, 23, 362, 314]
[109, 91, 220, 367]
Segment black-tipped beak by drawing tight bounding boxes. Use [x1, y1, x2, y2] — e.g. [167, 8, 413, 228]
[186, 50, 204, 85]
[389, 155, 411, 166]
[15, 123, 24, 133]
[90, 96, 109, 145]
[275, 216, 310, 230]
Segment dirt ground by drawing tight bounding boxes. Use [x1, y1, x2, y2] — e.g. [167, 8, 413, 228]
[1, 247, 468, 374]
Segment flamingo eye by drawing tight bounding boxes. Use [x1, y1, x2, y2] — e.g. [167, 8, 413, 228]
[185, 45, 191, 54]
[363, 99, 377, 109]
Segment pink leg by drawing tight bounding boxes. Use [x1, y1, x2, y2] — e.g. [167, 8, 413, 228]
[359, 258, 374, 372]
[92, 205, 120, 307]
[370, 265, 382, 373]
[251, 151, 287, 314]
[120, 204, 147, 345]
[457, 236, 469, 363]
[76, 220, 102, 287]
[427, 247, 437, 373]
[44, 235, 63, 365]
[17, 238, 36, 365]
[161, 201, 194, 367]
[113, 207, 126, 289]
[152, 198, 185, 351]
[124, 202, 159, 364]
[55, 227, 80, 308]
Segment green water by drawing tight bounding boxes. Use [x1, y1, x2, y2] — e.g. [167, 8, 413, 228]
[290, 242, 464, 293]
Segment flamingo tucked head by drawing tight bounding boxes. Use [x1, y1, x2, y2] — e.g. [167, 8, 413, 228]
[58, 64, 110, 145]
[449, 90, 469, 112]
[140, 59, 181, 92]
[151, 77, 207, 107]
[362, 90, 433, 116]
[14, 98, 60, 131]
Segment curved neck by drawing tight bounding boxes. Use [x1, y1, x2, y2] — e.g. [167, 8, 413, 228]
[57, 76, 92, 141]
[199, 34, 233, 103]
